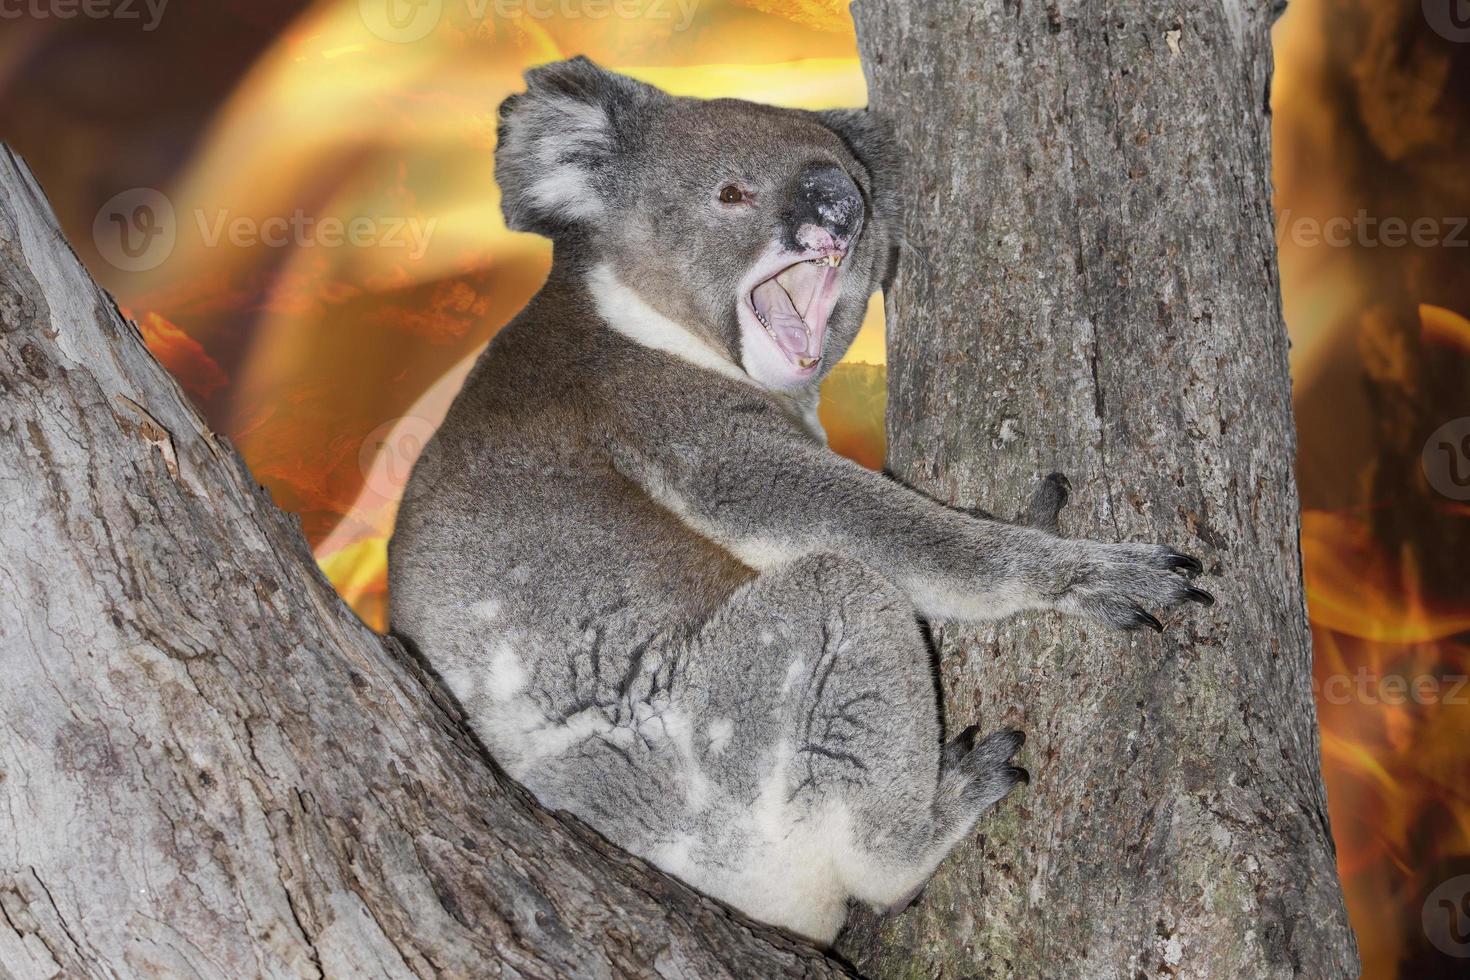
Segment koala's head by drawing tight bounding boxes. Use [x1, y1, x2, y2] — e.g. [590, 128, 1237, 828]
[496, 57, 900, 391]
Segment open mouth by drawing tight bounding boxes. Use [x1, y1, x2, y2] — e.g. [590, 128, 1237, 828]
[748, 252, 844, 371]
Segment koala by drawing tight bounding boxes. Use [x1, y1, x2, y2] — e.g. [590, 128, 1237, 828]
[387, 56, 1214, 945]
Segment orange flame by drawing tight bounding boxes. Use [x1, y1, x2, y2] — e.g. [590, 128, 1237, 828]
[134, 311, 229, 402]
[1421, 304, 1470, 352]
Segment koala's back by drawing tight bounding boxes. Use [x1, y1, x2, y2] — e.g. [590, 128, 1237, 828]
[390, 283, 750, 618]
[389, 287, 756, 815]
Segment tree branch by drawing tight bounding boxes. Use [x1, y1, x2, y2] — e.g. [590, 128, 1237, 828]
[0, 145, 845, 980]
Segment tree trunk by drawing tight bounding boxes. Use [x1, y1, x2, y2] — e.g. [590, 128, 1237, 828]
[841, 1, 1359, 977]
[0, 146, 843, 979]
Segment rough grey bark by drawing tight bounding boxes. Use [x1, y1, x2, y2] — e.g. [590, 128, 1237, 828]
[840, 1, 1359, 977]
[0, 146, 846, 979]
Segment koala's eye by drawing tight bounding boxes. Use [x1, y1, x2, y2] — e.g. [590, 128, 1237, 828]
[718, 184, 746, 205]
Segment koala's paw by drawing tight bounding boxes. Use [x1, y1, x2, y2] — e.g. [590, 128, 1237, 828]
[944, 726, 1029, 812]
[1059, 541, 1215, 631]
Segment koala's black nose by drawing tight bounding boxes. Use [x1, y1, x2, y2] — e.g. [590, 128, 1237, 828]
[785, 161, 863, 253]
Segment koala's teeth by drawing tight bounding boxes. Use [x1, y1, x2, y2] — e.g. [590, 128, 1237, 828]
[797, 356, 817, 368]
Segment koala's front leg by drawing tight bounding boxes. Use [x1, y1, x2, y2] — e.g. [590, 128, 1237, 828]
[654, 432, 1214, 630]
[899, 500, 1214, 631]
[945, 470, 1214, 630]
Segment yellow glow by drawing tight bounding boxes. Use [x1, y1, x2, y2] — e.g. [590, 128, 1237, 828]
[1302, 510, 1470, 643]
[142, 1, 872, 628]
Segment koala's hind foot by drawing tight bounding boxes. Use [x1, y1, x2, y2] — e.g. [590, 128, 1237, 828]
[928, 724, 1028, 854]
[882, 727, 1029, 917]
[941, 725, 1030, 810]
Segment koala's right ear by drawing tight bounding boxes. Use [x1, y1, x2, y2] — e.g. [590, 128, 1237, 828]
[495, 56, 661, 236]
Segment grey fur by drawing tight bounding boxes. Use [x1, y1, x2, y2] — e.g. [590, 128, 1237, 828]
[388, 58, 1212, 944]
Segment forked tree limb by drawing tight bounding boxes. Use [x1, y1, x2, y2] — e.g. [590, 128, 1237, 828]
[0, 146, 844, 979]
[0, 0, 1365, 969]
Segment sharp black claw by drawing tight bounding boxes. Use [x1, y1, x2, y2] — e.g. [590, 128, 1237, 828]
[1184, 586, 1216, 607]
[944, 724, 983, 767]
[1009, 766, 1031, 785]
[1025, 472, 1072, 531]
[1164, 553, 1204, 577]
[1132, 608, 1164, 632]
[1006, 729, 1026, 750]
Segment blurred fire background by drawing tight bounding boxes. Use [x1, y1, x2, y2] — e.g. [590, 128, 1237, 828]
[1, 0, 1467, 974]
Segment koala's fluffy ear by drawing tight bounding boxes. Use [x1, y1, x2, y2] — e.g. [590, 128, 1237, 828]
[495, 57, 661, 236]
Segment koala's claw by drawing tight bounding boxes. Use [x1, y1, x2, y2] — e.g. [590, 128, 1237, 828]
[941, 723, 980, 768]
[1127, 606, 1164, 633]
[1163, 552, 1205, 577]
[1024, 471, 1072, 533]
[1060, 541, 1217, 632]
